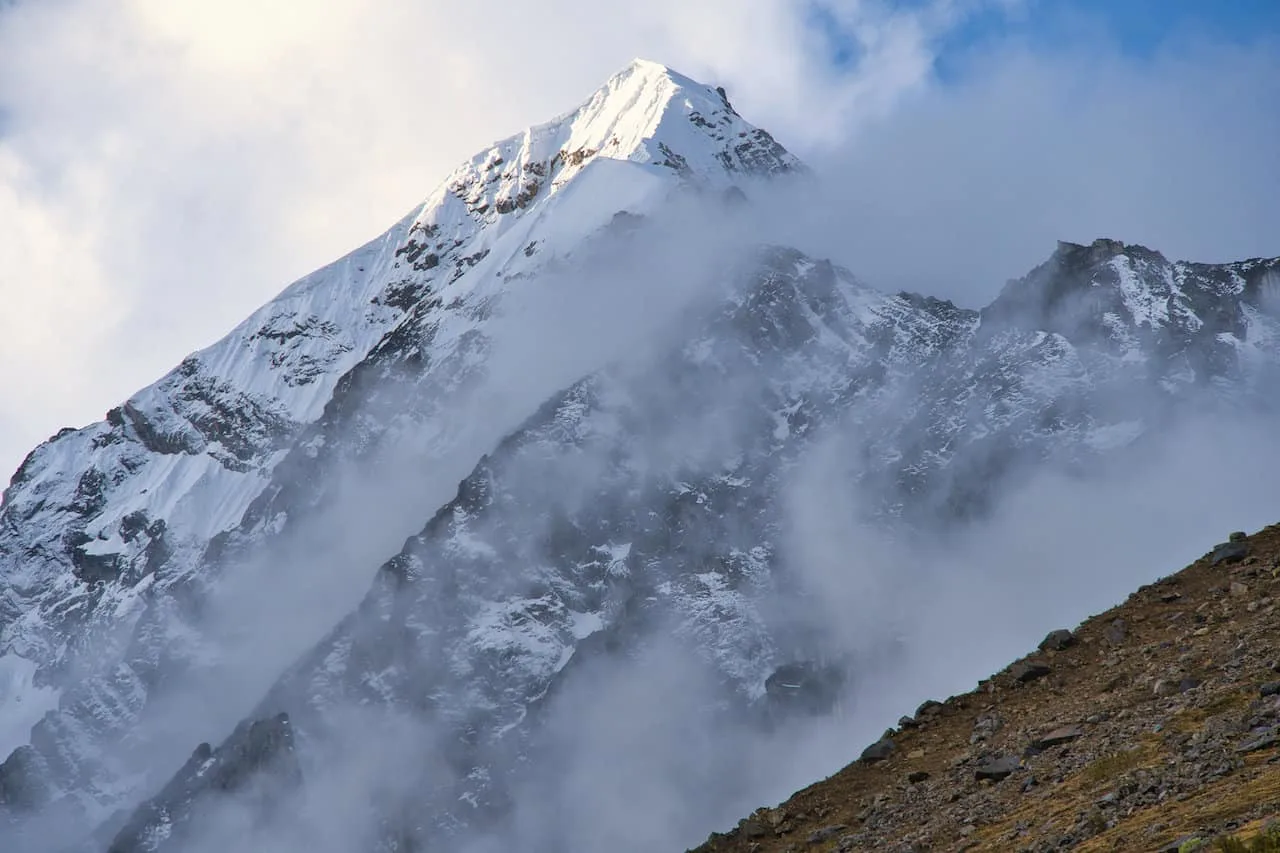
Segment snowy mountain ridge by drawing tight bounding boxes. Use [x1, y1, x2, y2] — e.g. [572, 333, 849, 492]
[0, 59, 809, 846]
[0, 59, 1275, 852]
[0, 56, 793, 699]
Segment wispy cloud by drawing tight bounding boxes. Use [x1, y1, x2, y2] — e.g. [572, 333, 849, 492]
[756, 35, 1280, 305]
[1, 0, 1274, 483]
[0, 0, 985, 480]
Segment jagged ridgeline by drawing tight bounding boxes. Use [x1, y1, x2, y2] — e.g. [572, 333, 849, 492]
[0, 59, 1277, 852]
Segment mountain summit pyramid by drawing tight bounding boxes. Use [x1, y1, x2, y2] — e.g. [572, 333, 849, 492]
[0, 55, 800, 717]
[0, 60, 1277, 852]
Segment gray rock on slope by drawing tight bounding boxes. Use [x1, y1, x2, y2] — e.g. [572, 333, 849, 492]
[1039, 629, 1076, 652]
[1011, 661, 1052, 683]
[1212, 541, 1250, 565]
[860, 739, 896, 763]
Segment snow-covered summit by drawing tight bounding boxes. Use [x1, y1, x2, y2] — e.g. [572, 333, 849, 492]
[0, 54, 804, 661]
[443, 56, 800, 200]
[401, 57, 801, 291]
[0, 60, 807, 841]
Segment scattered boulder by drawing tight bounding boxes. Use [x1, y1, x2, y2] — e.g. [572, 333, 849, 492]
[1039, 629, 1076, 652]
[807, 824, 847, 844]
[1104, 618, 1127, 646]
[1212, 541, 1250, 566]
[1229, 531, 1248, 543]
[860, 738, 896, 763]
[970, 711, 1003, 744]
[1030, 725, 1084, 750]
[916, 700, 944, 718]
[1010, 661, 1052, 683]
[975, 755, 1020, 782]
[1236, 729, 1280, 754]
[1261, 682, 1280, 698]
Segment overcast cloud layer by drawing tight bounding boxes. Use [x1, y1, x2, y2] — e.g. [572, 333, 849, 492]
[0, 0, 1277, 481]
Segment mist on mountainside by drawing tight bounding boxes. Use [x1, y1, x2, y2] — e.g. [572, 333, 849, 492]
[0, 52, 1277, 853]
[97, 213, 1280, 852]
[106, 364, 1280, 853]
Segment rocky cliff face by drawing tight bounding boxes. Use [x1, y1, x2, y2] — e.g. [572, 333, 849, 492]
[0, 60, 1277, 852]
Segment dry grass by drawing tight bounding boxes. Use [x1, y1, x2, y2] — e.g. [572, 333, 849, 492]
[1073, 765, 1280, 852]
[1081, 746, 1151, 785]
[1216, 820, 1280, 852]
[1170, 689, 1254, 734]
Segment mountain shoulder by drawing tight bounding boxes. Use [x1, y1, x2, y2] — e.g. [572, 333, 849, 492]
[692, 524, 1280, 853]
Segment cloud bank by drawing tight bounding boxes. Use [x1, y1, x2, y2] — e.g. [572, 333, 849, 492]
[0, 0, 1276, 480]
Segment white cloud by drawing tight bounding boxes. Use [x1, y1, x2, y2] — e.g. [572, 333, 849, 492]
[0, 0, 966, 481]
[1, 0, 1275, 483]
[771, 36, 1280, 305]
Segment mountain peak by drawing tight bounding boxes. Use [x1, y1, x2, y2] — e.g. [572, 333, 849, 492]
[421, 58, 802, 226]
[536, 56, 801, 182]
[608, 58, 739, 114]
[614, 56, 690, 85]
[394, 59, 803, 290]
[1054, 237, 1167, 267]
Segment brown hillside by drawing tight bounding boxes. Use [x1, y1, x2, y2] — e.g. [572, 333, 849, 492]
[691, 524, 1280, 853]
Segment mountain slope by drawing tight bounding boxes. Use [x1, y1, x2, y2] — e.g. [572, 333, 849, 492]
[103, 236, 1280, 851]
[0, 59, 802, 841]
[692, 526, 1280, 853]
[0, 57, 798, 685]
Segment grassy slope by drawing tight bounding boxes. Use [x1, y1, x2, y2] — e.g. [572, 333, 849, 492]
[690, 525, 1280, 853]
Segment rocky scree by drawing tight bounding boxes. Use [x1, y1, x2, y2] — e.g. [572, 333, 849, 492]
[693, 526, 1280, 853]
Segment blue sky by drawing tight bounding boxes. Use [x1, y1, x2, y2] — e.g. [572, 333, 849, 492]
[810, 0, 1280, 81]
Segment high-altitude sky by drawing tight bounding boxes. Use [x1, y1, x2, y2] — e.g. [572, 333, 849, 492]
[0, 0, 1277, 482]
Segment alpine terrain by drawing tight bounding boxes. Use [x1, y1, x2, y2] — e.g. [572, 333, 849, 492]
[693, 527, 1280, 852]
[0, 59, 1277, 852]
